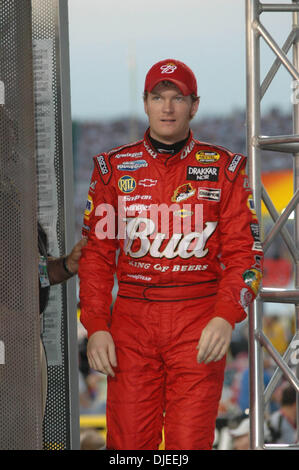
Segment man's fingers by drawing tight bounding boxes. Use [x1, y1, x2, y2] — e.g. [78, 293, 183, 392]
[107, 341, 117, 368]
[196, 331, 213, 363]
[197, 333, 226, 364]
[87, 351, 103, 373]
[86, 331, 117, 377]
[87, 346, 115, 377]
[98, 349, 115, 377]
[204, 341, 226, 364]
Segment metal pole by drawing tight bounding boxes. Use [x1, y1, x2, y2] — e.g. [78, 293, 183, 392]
[246, 0, 264, 450]
[292, 0, 299, 443]
[260, 3, 299, 13]
[57, 0, 80, 450]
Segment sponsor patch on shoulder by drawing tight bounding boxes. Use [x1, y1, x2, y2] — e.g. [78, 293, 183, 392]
[96, 155, 108, 175]
[197, 187, 221, 202]
[94, 153, 112, 184]
[228, 154, 242, 172]
[225, 153, 245, 181]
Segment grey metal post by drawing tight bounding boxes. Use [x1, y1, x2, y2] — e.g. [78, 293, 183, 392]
[246, 0, 299, 450]
[246, 0, 265, 450]
[31, 0, 79, 450]
[292, 0, 299, 444]
[0, 0, 43, 449]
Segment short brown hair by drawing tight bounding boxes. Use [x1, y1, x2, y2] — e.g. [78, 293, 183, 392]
[143, 80, 199, 102]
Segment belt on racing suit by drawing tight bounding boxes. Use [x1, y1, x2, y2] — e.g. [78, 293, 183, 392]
[118, 279, 218, 302]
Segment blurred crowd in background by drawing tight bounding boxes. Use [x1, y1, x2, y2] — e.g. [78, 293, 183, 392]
[73, 108, 297, 450]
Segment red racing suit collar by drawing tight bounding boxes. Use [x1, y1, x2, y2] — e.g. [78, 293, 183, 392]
[143, 128, 196, 166]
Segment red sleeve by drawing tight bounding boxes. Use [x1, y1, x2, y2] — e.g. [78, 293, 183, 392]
[78, 154, 119, 336]
[213, 158, 263, 327]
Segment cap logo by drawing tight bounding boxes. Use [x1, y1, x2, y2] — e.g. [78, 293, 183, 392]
[160, 64, 177, 74]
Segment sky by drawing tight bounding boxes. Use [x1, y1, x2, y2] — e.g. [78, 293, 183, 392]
[68, 0, 295, 121]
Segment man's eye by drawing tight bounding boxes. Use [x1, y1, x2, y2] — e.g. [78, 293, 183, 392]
[152, 96, 161, 101]
[175, 96, 184, 101]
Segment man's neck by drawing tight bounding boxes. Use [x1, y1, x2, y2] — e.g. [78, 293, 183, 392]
[148, 132, 190, 155]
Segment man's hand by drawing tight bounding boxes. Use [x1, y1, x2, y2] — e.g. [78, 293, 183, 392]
[196, 317, 232, 365]
[87, 331, 117, 377]
[65, 237, 88, 275]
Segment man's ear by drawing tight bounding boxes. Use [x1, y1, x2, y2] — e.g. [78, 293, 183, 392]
[143, 97, 148, 116]
[190, 97, 200, 119]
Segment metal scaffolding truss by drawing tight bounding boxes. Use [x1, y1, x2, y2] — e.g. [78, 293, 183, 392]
[246, 0, 299, 449]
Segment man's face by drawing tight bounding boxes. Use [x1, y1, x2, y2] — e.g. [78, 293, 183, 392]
[144, 82, 199, 144]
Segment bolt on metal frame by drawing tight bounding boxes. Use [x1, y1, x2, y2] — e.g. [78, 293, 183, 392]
[246, 0, 299, 449]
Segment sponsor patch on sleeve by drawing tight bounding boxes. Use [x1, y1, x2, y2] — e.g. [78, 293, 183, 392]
[242, 268, 262, 295]
[94, 153, 112, 184]
[239, 287, 253, 310]
[225, 153, 246, 181]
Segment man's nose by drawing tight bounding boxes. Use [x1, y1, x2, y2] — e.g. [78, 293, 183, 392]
[162, 99, 174, 113]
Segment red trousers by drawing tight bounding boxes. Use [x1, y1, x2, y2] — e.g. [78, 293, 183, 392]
[106, 295, 226, 450]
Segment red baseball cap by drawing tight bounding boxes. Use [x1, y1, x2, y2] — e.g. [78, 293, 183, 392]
[144, 59, 197, 96]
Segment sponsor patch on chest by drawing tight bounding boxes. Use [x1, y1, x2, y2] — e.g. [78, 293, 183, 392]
[187, 166, 219, 182]
[197, 188, 221, 202]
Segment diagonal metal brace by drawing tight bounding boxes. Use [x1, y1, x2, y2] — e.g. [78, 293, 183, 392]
[262, 188, 299, 254]
[255, 330, 299, 393]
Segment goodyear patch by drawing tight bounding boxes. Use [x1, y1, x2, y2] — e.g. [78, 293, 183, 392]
[242, 268, 262, 295]
[195, 151, 220, 164]
[118, 175, 136, 193]
[171, 183, 196, 203]
[84, 194, 94, 220]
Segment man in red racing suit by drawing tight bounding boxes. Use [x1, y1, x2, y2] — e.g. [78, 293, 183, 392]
[79, 59, 263, 450]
